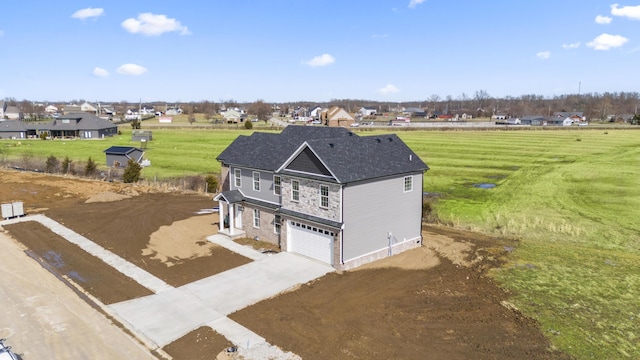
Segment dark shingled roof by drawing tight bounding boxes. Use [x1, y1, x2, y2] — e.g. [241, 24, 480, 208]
[48, 112, 117, 131]
[216, 125, 356, 171]
[300, 134, 428, 183]
[103, 146, 142, 155]
[217, 125, 428, 184]
[0, 120, 27, 132]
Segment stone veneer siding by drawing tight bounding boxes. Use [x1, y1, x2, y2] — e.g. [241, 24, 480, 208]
[280, 176, 341, 222]
[240, 204, 280, 246]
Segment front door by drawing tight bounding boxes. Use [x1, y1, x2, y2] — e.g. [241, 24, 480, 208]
[235, 204, 243, 228]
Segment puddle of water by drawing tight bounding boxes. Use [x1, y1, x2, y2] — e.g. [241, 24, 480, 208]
[67, 271, 87, 283]
[473, 183, 496, 189]
[44, 250, 64, 268]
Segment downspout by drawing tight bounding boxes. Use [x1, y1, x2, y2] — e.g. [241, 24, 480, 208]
[340, 183, 344, 266]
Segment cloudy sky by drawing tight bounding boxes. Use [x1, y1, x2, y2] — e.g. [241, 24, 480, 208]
[1, 1, 638, 103]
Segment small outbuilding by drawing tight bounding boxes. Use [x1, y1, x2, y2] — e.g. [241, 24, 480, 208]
[104, 146, 145, 168]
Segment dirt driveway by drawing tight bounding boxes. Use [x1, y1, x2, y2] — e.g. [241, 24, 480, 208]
[0, 169, 570, 359]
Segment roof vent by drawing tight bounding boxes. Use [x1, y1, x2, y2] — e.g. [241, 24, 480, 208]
[376, 138, 381, 143]
[329, 143, 334, 148]
[387, 137, 393, 142]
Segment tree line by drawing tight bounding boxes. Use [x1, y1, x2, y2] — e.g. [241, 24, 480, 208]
[5, 90, 640, 121]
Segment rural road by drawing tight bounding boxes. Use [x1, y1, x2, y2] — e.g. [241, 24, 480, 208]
[0, 231, 156, 360]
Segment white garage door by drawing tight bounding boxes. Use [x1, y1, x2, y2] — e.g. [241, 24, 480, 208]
[288, 221, 333, 264]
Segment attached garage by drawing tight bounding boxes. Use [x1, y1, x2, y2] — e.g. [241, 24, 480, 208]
[287, 221, 334, 264]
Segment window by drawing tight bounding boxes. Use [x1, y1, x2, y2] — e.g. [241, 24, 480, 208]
[253, 209, 260, 228]
[273, 175, 281, 195]
[319, 185, 329, 208]
[274, 215, 281, 234]
[253, 172, 260, 191]
[292, 180, 300, 201]
[234, 169, 241, 187]
[404, 176, 413, 192]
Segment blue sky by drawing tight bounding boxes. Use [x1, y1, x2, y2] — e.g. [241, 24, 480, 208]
[1, 1, 639, 103]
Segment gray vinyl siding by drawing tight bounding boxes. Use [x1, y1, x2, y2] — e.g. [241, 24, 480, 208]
[230, 167, 280, 204]
[342, 173, 423, 262]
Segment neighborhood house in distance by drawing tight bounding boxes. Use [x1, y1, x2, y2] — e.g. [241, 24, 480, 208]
[215, 126, 429, 270]
[0, 112, 117, 139]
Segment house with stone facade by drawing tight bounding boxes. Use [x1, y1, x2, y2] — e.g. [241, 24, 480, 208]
[214, 126, 429, 270]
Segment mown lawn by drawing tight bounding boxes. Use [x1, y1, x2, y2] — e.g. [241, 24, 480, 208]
[2, 125, 639, 358]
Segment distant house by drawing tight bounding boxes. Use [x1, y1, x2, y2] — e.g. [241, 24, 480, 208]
[104, 146, 145, 168]
[0, 101, 7, 119]
[553, 112, 585, 122]
[223, 109, 242, 123]
[520, 115, 544, 126]
[62, 105, 81, 114]
[215, 126, 429, 270]
[46, 113, 118, 139]
[81, 102, 99, 114]
[45, 105, 59, 114]
[322, 106, 355, 127]
[165, 106, 183, 115]
[544, 116, 573, 126]
[358, 106, 377, 117]
[4, 106, 22, 120]
[0, 120, 27, 139]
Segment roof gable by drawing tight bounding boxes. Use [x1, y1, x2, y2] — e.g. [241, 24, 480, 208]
[285, 146, 333, 177]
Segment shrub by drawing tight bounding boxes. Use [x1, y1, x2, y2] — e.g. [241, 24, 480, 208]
[184, 175, 204, 191]
[61, 156, 72, 174]
[84, 157, 97, 177]
[422, 195, 439, 223]
[122, 159, 142, 183]
[205, 175, 219, 193]
[45, 155, 59, 173]
[39, 131, 49, 140]
[244, 120, 253, 129]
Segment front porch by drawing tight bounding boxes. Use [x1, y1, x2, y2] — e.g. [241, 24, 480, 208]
[213, 190, 247, 240]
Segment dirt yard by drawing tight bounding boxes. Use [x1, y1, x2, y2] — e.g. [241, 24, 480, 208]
[0, 169, 571, 359]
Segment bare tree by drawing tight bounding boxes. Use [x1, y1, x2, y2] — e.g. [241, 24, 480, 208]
[248, 99, 272, 122]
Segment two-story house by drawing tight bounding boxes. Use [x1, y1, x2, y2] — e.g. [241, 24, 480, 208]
[215, 126, 429, 270]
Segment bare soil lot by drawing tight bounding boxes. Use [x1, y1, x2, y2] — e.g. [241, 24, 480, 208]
[0, 169, 571, 359]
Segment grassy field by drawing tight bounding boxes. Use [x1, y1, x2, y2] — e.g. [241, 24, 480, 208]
[1, 125, 639, 358]
[397, 128, 640, 359]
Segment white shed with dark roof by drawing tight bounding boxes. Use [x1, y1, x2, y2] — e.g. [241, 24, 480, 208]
[104, 146, 145, 168]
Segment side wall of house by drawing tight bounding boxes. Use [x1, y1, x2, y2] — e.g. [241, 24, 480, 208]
[341, 172, 423, 266]
[230, 167, 280, 204]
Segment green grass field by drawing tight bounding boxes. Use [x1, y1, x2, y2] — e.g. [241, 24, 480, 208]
[1, 126, 639, 358]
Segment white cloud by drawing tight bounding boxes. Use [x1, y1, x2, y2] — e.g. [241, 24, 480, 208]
[586, 33, 629, 50]
[121, 13, 190, 36]
[562, 42, 581, 49]
[71, 7, 104, 20]
[92, 67, 109, 77]
[377, 84, 400, 94]
[595, 15, 613, 24]
[536, 51, 551, 60]
[611, 3, 640, 20]
[408, 0, 426, 8]
[303, 54, 335, 67]
[116, 64, 148, 75]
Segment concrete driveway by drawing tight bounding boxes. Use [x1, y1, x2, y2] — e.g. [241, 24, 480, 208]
[109, 246, 334, 348]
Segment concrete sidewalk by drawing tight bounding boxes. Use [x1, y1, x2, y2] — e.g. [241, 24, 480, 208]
[0, 214, 172, 293]
[109, 252, 333, 347]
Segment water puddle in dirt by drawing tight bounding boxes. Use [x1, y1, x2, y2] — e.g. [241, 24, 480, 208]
[44, 250, 64, 268]
[473, 183, 496, 189]
[67, 271, 87, 283]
